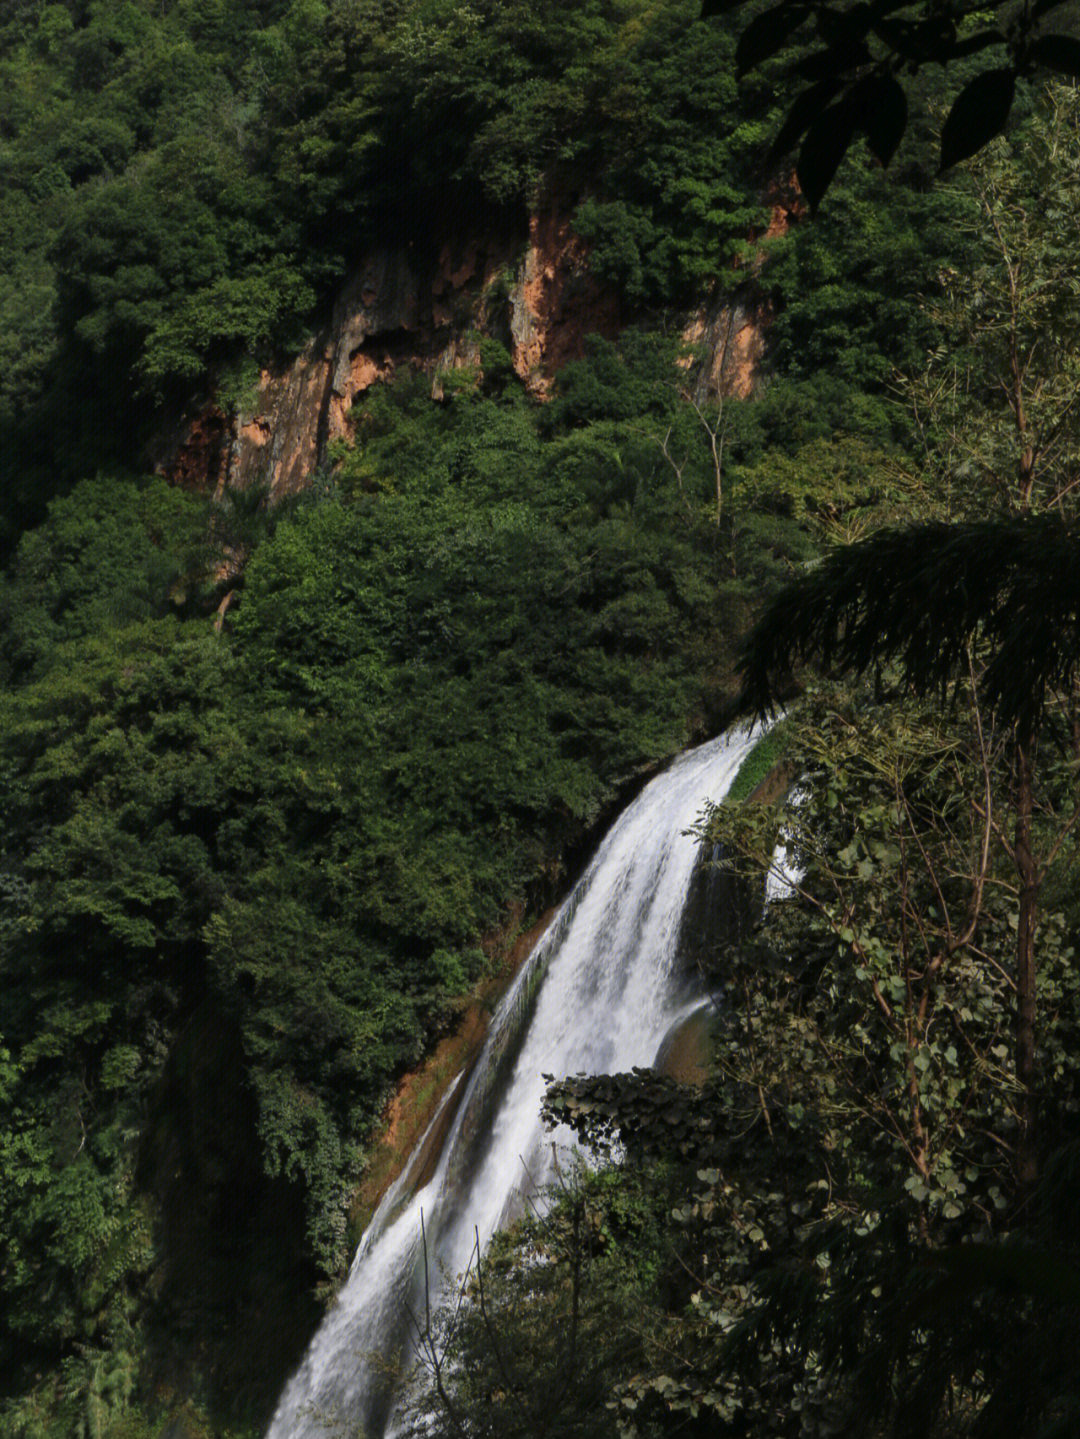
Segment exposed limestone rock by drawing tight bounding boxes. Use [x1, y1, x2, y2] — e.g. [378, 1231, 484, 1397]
[157, 249, 429, 500]
[675, 754, 797, 979]
[155, 204, 628, 496]
[680, 190, 804, 402]
[682, 291, 773, 402]
[430, 330, 482, 401]
[154, 189, 792, 498]
[226, 250, 424, 499]
[156, 406, 231, 493]
[509, 208, 620, 394]
[677, 839, 761, 980]
[655, 1005, 716, 1087]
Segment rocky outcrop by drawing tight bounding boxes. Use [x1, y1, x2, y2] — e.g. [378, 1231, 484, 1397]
[682, 291, 773, 402]
[154, 188, 797, 500]
[677, 838, 762, 980]
[154, 205, 624, 499]
[675, 752, 798, 981]
[160, 250, 427, 501]
[680, 190, 803, 402]
[509, 208, 620, 391]
[655, 1004, 717, 1087]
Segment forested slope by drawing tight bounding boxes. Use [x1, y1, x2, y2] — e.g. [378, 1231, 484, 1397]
[0, 0, 1030, 1433]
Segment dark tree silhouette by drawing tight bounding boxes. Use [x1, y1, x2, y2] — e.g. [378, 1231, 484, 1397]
[739, 514, 1080, 732]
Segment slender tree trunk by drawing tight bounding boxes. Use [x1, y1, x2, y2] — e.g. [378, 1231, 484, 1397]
[1014, 724, 1039, 1199]
[567, 1200, 581, 1383]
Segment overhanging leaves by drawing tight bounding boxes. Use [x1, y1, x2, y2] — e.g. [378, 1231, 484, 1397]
[736, 6, 810, 74]
[797, 99, 860, 208]
[1033, 0, 1077, 20]
[768, 77, 844, 161]
[816, 2, 874, 46]
[873, 13, 957, 63]
[772, 66, 906, 172]
[917, 1243, 1080, 1311]
[704, 0, 1041, 198]
[851, 69, 907, 167]
[1030, 34, 1080, 79]
[940, 68, 1017, 172]
[738, 514, 1080, 732]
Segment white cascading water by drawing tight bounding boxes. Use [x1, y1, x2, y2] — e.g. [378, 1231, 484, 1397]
[266, 724, 761, 1439]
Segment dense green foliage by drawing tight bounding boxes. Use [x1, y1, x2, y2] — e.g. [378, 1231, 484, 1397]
[0, 0, 784, 552]
[4, 0, 1070, 1429]
[410, 683, 1080, 1437]
[0, 318, 891, 1433]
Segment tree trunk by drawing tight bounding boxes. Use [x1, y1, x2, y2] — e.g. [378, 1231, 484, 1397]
[1014, 724, 1039, 1200]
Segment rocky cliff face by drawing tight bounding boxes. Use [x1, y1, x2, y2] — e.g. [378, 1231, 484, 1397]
[154, 196, 795, 500]
[682, 185, 801, 401]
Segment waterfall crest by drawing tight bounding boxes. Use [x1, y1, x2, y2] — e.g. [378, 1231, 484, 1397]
[266, 725, 760, 1439]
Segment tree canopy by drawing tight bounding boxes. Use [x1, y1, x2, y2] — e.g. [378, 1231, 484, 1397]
[8, 13, 1080, 1439]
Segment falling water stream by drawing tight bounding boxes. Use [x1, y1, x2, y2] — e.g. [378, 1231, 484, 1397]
[266, 724, 761, 1439]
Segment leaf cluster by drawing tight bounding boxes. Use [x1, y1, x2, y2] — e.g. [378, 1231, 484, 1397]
[740, 511, 1080, 733]
[704, 0, 1080, 204]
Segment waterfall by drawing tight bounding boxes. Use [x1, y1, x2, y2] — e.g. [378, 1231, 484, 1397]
[266, 724, 760, 1439]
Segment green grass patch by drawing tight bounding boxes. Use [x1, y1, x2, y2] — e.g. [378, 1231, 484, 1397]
[725, 720, 791, 805]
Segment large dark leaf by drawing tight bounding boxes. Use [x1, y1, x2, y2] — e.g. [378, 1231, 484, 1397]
[851, 70, 907, 166]
[768, 78, 843, 161]
[1030, 34, 1080, 78]
[737, 513, 1080, 734]
[792, 35, 871, 80]
[817, 2, 873, 45]
[949, 27, 1007, 59]
[939, 67, 1016, 172]
[736, 5, 809, 74]
[868, 0, 924, 18]
[701, 0, 751, 15]
[874, 14, 956, 62]
[917, 1244, 1080, 1311]
[1032, 0, 1075, 20]
[796, 98, 859, 208]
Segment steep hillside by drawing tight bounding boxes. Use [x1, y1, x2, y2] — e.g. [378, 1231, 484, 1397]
[0, 1, 976, 1434]
[151, 201, 789, 501]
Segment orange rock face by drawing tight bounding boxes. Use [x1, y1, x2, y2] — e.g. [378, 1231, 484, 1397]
[509, 208, 621, 392]
[154, 189, 790, 497]
[156, 250, 429, 499]
[681, 293, 775, 401]
[677, 182, 805, 402]
[163, 407, 231, 493]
